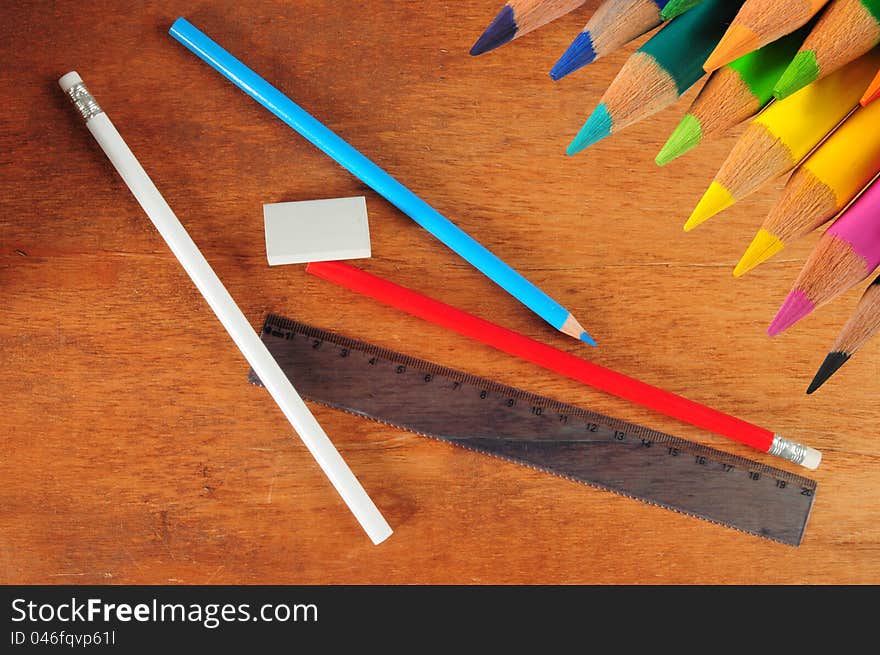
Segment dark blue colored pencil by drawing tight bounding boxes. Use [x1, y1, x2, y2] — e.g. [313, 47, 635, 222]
[471, 0, 589, 55]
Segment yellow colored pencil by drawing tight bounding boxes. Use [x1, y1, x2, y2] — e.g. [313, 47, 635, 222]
[736, 101, 880, 276]
[684, 50, 880, 231]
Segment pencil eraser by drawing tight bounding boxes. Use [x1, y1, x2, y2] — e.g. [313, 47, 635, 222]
[58, 71, 83, 92]
[263, 196, 371, 266]
[801, 446, 822, 471]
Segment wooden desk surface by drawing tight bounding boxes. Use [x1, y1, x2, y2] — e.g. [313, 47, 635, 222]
[1, 1, 877, 584]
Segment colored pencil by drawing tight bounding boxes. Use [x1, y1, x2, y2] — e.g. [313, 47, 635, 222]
[59, 72, 392, 545]
[807, 274, 880, 393]
[550, 0, 670, 80]
[470, 0, 588, 56]
[702, 0, 829, 72]
[306, 261, 821, 469]
[703, 0, 828, 73]
[684, 51, 880, 231]
[736, 102, 880, 276]
[567, 0, 742, 154]
[768, 177, 880, 336]
[774, 0, 880, 99]
[660, 0, 705, 20]
[657, 25, 810, 166]
[862, 67, 880, 104]
[169, 18, 594, 345]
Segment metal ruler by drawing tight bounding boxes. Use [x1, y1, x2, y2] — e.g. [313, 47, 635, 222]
[252, 314, 816, 545]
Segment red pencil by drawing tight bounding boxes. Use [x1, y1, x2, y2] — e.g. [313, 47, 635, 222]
[306, 261, 821, 470]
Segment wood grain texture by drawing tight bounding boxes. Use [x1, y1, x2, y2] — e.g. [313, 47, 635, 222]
[0, 0, 877, 584]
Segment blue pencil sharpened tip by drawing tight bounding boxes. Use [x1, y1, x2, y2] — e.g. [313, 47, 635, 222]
[566, 104, 612, 155]
[550, 32, 596, 80]
[470, 5, 517, 56]
[580, 332, 597, 347]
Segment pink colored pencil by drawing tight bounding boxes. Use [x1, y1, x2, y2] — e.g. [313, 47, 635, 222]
[769, 177, 880, 335]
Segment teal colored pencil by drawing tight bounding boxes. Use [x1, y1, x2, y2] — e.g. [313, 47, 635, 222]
[567, 0, 743, 154]
[660, 0, 705, 20]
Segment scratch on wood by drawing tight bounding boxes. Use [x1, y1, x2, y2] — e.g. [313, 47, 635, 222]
[266, 475, 277, 504]
[124, 548, 146, 574]
[204, 565, 225, 584]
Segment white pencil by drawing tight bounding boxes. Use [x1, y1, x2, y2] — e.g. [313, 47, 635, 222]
[59, 71, 392, 545]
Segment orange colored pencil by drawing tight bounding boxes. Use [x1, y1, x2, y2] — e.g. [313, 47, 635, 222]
[703, 0, 829, 71]
[863, 68, 880, 104]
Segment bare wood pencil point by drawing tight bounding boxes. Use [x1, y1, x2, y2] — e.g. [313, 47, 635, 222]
[560, 313, 595, 345]
[765, 168, 838, 243]
[602, 52, 682, 134]
[716, 123, 795, 201]
[695, 67, 762, 137]
[797, 236, 871, 305]
[829, 278, 880, 350]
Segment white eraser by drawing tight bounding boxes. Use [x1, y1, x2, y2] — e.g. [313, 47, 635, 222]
[264, 196, 371, 266]
[802, 446, 822, 471]
[58, 71, 83, 92]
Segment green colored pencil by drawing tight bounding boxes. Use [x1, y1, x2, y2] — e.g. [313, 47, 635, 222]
[567, 0, 743, 154]
[660, 0, 705, 20]
[657, 25, 810, 165]
[774, 0, 880, 98]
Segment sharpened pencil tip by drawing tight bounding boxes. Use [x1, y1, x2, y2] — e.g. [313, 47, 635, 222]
[561, 314, 595, 345]
[660, 0, 701, 21]
[807, 351, 851, 394]
[470, 5, 517, 56]
[550, 32, 596, 80]
[768, 289, 815, 336]
[703, 24, 760, 72]
[567, 103, 612, 155]
[863, 83, 880, 106]
[656, 113, 702, 166]
[684, 182, 734, 231]
[774, 51, 819, 99]
[734, 229, 785, 277]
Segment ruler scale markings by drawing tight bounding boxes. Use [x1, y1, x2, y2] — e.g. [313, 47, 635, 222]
[251, 315, 816, 545]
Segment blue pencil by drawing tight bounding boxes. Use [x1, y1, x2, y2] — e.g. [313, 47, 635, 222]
[551, 0, 670, 80]
[169, 18, 594, 345]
